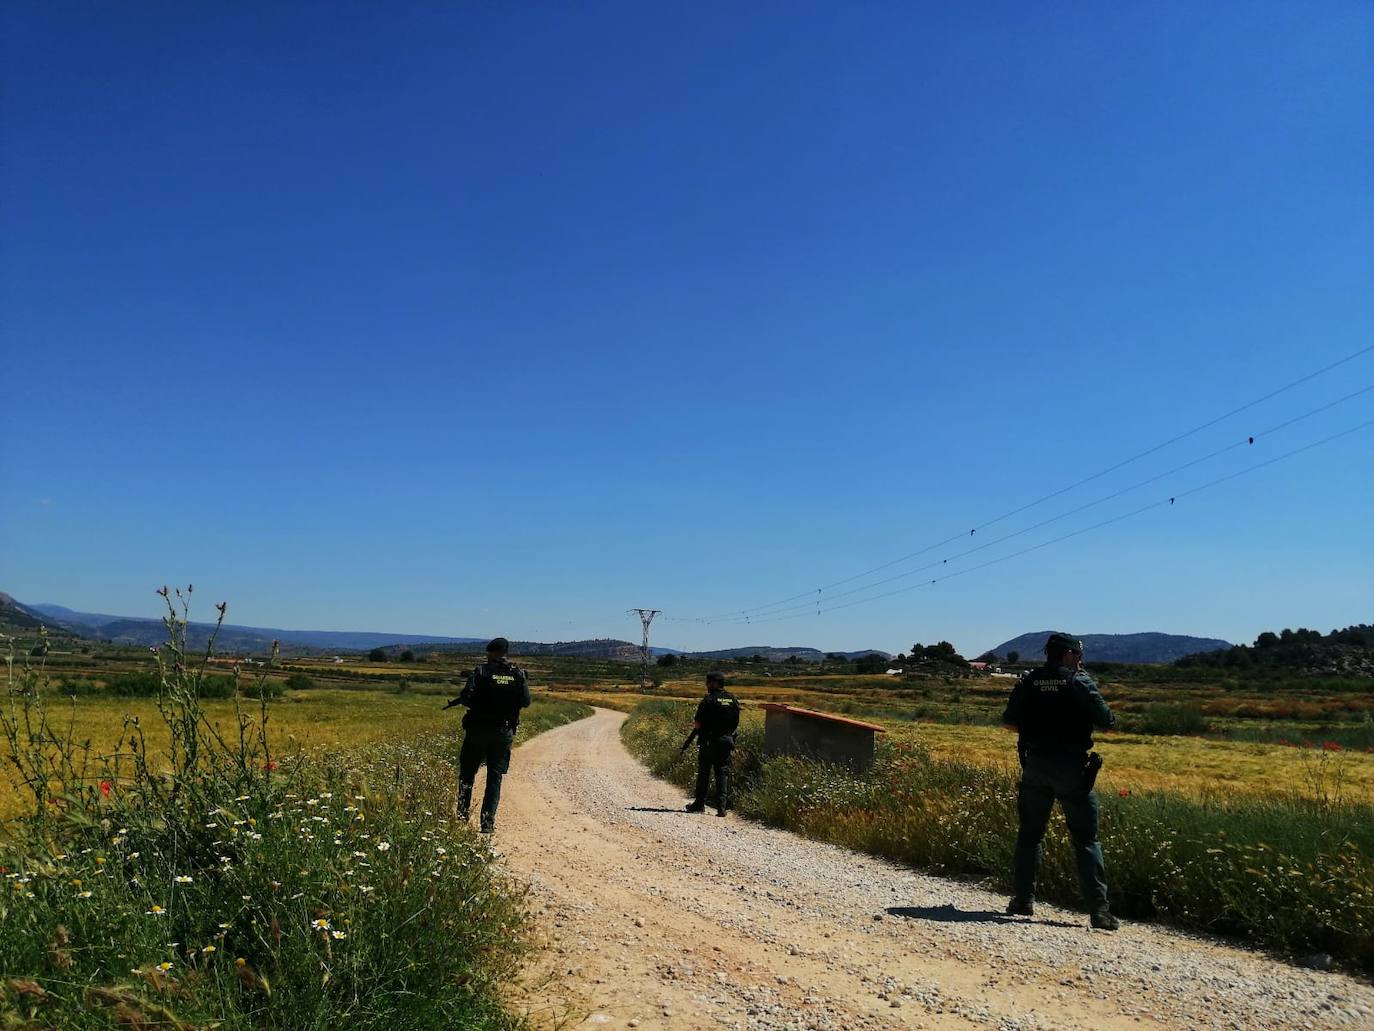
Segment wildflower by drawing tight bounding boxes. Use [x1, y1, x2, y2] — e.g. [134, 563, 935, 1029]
[376, 841, 392, 852]
[235, 957, 246, 967]
[202, 944, 217, 954]
[310, 918, 331, 931]
[263, 761, 278, 772]
[157, 961, 173, 972]
[148, 905, 166, 915]
[94, 857, 106, 866]
[77, 891, 93, 899]
[175, 875, 193, 884]
[129, 852, 140, 860]
[99, 780, 113, 798]
[331, 930, 347, 940]
[1322, 741, 1343, 752]
[1118, 789, 1131, 797]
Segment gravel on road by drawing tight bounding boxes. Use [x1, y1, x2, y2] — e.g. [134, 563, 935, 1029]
[492, 708, 1373, 1030]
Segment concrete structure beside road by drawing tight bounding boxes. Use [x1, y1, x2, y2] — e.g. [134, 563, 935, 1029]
[761, 703, 885, 772]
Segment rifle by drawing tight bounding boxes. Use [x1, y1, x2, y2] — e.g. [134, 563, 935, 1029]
[679, 728, 699, 754]
[1083, 751, 1103, 790]
[443, 677, 475, 711]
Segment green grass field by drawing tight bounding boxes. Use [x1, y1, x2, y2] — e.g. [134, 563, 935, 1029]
[2, 636, 591, 1029]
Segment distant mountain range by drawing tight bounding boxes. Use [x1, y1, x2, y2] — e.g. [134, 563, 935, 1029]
[685, 646, 889, 662]
[987, 631, 1233, 665]
[8, 597, 887, 661]
[26, 602, 488, 655]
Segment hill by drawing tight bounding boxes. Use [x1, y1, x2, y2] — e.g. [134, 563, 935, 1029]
[987, 631, 1232, 665]
[1175, 624, 1374, 677]
[0, 593, 67, 635]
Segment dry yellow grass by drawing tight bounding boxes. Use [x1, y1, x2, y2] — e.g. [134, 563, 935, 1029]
[0, 688, 493, 818]
[552, 684, 1374, 803]
[883, 721, 1374, 802]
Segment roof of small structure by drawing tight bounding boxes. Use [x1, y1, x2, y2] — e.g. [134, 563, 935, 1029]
[759, 702, 886, 734]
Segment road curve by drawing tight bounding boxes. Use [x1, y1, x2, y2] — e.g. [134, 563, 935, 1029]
[493, 708, 1372, 1030]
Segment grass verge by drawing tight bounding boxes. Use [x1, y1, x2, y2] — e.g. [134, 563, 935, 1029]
[623, 698, 1374, 974]
[2, 598, 591, 1029]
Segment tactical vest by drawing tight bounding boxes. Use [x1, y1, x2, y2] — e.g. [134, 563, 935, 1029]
[1012, 665, 1096, 756]
[697, 690, 741, 740]
[464, 662, 526, 729]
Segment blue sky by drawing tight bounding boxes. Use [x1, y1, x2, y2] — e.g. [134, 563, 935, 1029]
[3, 2, 1371, 657]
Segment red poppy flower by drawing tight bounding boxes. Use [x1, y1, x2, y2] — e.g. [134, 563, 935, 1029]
[262, 760, 278, 771]
[1322, 741, 1343, 752]
[1118, 789, 1131, 797]
[99, 780, 113, 798]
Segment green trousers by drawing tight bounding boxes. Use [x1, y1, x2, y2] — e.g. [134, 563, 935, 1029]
[1012, 752, 1109, 911]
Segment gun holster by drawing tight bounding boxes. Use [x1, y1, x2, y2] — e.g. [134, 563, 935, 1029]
[1083, 751, 1103, 790]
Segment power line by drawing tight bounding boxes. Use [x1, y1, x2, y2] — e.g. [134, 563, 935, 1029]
[671, 342, 1374, 624]
[727, 415, 1374, 626]
[701, 381, 1374, 625]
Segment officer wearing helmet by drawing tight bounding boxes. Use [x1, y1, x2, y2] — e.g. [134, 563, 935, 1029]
[450, 637, 530, 833]
[1001, 632, 1119, 930]
[684, 672, 740, 817]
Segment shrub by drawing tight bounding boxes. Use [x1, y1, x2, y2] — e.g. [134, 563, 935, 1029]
[283, 672, 316, 691]
[105, 671, 163, 696]
[56, 677, 100, 697]
[1140, 702, 1208, 736]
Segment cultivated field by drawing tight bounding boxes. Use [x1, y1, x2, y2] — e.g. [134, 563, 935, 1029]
[553, 669, 1374, 805]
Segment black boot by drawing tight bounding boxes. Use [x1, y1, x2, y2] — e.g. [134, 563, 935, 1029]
[480, 772, 502, 833]
[1090, 908, 1120, 931]
[455, 781, 473, 823]
[1006, 897, 1034, 917]
[685, 800, 706, 813]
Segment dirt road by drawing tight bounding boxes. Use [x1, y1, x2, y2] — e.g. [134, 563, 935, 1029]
[495, 709, 1372, 1030]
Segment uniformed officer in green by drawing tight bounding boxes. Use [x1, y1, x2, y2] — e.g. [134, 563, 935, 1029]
[1002, 632, 1119, 930]
[684, 672, 740, 817]
[451, 637, 530, 833]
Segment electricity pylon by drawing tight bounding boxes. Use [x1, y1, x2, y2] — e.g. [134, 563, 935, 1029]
[629, 609, 661, 690]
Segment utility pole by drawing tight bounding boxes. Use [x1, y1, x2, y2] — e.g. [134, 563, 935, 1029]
[629, 609, 661, 690]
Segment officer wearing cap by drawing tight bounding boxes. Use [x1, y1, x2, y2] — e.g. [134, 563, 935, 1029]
[684, 672, 740, 817]
[1001, 632, 1119, 930]
[451, 637, 530, 833]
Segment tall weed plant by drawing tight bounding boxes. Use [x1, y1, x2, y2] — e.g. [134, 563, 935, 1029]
[1, 589, 582, 1029]
[623, 700, 1374, 973]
